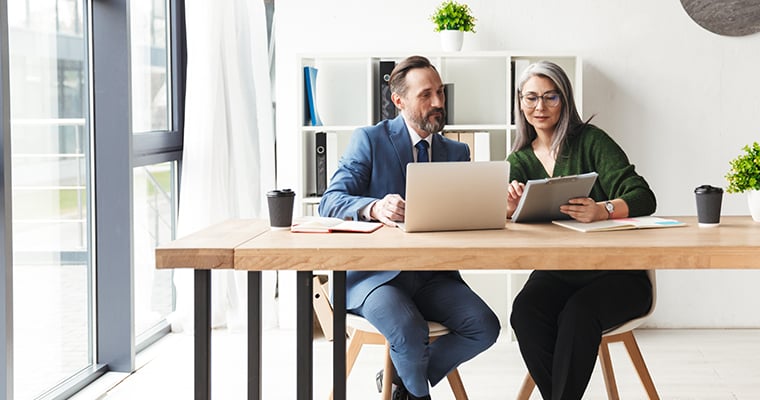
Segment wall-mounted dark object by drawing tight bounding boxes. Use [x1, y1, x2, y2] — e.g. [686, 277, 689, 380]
[681, 0, 760, 36]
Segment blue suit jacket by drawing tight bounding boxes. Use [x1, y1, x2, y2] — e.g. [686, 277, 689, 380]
[318, 115, 470, 309]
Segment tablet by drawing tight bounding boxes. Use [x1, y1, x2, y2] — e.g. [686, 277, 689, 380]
[511, 172, 599, 223]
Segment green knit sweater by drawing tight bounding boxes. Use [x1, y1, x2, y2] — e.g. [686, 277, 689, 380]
[508, 125, 656, 282]
[508, 125, 656, 217]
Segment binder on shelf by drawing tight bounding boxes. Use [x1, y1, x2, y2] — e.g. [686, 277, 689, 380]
[444, 83, 454, 125]
[375, 60, 397, 123]
[443, 131, 489, 162]
[304, 66, 323, 126]
[458, 132, 474, 156]
[315, 132, 327, 195]
[443, 131, 459, 143]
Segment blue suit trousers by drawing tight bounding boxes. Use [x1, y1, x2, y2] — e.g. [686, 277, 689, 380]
[351, 271, 500, 397]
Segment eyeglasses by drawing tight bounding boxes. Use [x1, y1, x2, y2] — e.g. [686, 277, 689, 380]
[520, 92, 561, 108]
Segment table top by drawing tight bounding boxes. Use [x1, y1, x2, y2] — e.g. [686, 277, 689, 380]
[155, 219, 269, 270]
[155, 216, 760, 271]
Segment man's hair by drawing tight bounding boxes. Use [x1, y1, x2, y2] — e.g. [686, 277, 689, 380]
[389, 55, 438, 98]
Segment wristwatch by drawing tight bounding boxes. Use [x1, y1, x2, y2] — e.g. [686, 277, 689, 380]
[604, 201, 615, 218]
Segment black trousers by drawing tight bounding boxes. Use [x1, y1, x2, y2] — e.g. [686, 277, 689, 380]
[510, 270, 652, 400]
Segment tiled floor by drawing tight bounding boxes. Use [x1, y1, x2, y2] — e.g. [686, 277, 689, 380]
[73, 328, 760, 399]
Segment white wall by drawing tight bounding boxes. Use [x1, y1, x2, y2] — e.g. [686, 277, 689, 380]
[273, 0, 760, 328]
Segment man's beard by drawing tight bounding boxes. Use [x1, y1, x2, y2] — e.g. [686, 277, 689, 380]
[409, 107, 445, 135]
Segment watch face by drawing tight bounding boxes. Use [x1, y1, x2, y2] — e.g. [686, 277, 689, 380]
[606, 202, 614, 213]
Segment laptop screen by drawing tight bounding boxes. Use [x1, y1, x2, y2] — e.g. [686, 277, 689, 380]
[399, 161, 509, 232]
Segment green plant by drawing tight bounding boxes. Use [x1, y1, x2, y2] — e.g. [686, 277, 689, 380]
[430, 1, 476, 33]
[725, 141, 760, 193]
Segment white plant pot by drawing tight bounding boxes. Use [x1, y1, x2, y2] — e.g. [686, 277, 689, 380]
[440, 30, 464, 52]
[748, 189, 760, 222]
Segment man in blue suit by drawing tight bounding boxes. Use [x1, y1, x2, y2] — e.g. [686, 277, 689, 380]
[319, 55, 500, 400]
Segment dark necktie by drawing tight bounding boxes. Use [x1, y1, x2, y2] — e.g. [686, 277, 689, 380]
[416, 140, 429, 163]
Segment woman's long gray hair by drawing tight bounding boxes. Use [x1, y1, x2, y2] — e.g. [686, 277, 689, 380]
[511, 61, 588, 155]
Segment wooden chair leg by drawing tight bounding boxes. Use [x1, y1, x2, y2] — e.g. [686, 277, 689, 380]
[382, 343, 394, 400]
[515, 333, 658, 400]
[516, 373, 535, 400]
[446, 368, 468, 400]
[621, 332, 660, 400]
[598, 338, 620, 400]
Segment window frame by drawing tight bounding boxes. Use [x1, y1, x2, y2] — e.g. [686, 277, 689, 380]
[0, 0, 187, 397]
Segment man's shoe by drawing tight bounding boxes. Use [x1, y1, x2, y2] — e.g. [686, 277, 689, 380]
[391, 384, 409, 400]
[376, 369, 409, 399]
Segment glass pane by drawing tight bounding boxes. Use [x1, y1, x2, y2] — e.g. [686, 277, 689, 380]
[8, 0, 92, 398]
[130, 0, 171, 133]
[133, 163, 176, 336]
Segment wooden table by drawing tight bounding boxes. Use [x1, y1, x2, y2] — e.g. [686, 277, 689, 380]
[156, 216, 760, 400]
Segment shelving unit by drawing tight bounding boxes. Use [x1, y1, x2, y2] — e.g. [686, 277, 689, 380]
[292, 52, 582, 330]
[295, 51, 581, 216]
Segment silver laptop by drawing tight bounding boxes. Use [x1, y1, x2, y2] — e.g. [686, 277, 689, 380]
[398, 161, 509, 232]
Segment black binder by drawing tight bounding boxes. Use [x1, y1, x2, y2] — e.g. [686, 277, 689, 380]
[375, 60, 397, 123]
[315, 132, 327, 195]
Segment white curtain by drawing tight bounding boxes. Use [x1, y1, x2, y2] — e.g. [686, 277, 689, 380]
[170, 0, 277, 332]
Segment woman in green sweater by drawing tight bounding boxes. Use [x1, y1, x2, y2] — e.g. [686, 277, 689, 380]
[507, 61, 656, 400]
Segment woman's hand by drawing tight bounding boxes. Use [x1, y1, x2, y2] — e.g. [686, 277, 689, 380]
[560, 197, 608, 223]
[506, 180, 525, 219]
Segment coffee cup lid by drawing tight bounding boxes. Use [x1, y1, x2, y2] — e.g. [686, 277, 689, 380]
[694, 185, 723, 194]
[267, 188, 295, 198]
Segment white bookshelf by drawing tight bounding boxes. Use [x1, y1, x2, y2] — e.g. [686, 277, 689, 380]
[295, 51, 581, 216]
[292, 52, 582, 331]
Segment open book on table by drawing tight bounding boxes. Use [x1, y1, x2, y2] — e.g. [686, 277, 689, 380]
[291, 217, 383, 233]
[552, 216, 686, 232]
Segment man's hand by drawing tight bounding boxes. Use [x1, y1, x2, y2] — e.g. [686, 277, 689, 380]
[370, 194, 405, 227]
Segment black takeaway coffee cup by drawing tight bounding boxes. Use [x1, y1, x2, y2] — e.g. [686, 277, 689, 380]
[266, 189, 295, 229]
[694, 185, 723, 227]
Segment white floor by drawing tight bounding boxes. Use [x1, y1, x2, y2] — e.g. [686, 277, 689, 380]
[72, 328, 760, 400]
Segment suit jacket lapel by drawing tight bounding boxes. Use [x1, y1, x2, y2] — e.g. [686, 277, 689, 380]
[388, 116, 413, 177]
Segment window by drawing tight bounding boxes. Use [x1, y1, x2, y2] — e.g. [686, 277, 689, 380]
[1, 0, 185, 397]
[130, 0, 181, 342]
[133, 162, 176, 337]
[8, 0, 92, 397]
[130, 0, 170, 133]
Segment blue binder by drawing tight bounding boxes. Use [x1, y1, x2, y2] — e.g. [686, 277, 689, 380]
[304, 66, 323, 126]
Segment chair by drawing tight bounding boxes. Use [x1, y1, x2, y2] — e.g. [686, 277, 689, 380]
[312, 275, 469, 400]
[516, 270, 659, 400]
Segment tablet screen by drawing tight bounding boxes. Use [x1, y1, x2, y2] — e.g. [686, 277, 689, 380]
[511, 172, 599, 223]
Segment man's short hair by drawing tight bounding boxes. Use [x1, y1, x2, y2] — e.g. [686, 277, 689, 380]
[389, 55, 438, 97]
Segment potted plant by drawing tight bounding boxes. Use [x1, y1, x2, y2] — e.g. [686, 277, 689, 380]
[430, 1, 476, 52]
[725, 141, 760, 221]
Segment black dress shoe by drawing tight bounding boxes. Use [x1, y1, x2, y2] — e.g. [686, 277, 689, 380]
[376, 369, 409, 399]
[391, 384, 409, 400]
